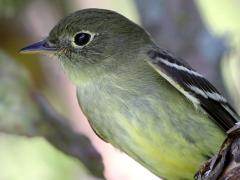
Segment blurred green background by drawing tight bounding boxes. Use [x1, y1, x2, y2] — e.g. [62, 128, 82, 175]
[0, 136, 85, 180]
[0, 0, 240, 180]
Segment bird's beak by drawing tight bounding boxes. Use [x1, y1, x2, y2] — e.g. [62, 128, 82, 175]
[20, 39, 57, 54]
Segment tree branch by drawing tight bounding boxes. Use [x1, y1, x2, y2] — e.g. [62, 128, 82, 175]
[196, 124, 240, 180]
[0, 50, 104, 178]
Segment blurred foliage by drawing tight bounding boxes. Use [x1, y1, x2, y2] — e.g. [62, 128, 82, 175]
[0, 50, 40, 136]
[197, 0, 240, 46]
[0, 135, 86, 180]
[0, 0, 29, 17]
[0, 50, 104, 179]
[197, 0, 240, 112]
[222, 51, 240, 113]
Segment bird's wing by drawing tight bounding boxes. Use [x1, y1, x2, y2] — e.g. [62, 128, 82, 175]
[147, 49, 239, 132]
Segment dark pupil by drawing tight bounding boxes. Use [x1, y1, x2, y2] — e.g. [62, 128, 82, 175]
[74, 33, 91, 46]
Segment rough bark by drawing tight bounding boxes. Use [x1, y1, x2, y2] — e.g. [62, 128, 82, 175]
[196, 125, 240, 180]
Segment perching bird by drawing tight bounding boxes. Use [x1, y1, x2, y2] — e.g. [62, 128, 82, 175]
[21, 9, 240, 180]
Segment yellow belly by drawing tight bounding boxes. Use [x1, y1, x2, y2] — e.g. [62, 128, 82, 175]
[77, 73, 225, 180]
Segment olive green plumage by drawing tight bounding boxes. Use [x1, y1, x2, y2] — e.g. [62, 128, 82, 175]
[21, 9, 238, 179]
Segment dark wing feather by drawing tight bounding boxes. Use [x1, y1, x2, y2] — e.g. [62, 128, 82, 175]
[147, 49, 239, 132]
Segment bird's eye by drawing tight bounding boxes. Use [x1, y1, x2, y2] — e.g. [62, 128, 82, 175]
[74, 32, 91, 46]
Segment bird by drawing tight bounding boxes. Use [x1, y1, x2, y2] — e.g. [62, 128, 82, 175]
[20, 8, 240, 180]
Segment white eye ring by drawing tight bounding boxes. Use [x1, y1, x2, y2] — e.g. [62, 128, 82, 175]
[72, 30, 96, 48]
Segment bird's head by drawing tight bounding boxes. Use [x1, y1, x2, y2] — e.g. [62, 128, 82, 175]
[20, 9, 151, 83]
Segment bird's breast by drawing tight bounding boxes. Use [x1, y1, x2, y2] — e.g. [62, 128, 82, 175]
[76, 71, 225, 180]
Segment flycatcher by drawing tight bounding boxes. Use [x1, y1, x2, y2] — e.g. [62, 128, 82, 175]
[21, 9, 239, 180]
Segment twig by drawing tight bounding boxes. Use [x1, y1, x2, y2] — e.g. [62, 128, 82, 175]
[196, 124, 240, 180]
